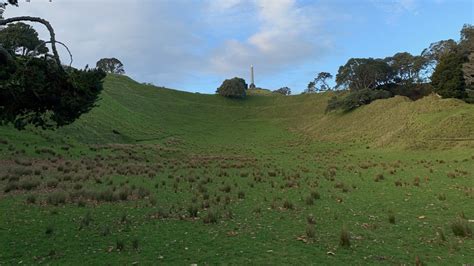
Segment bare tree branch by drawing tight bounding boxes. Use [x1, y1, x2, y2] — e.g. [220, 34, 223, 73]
[29, 40, 73, 67]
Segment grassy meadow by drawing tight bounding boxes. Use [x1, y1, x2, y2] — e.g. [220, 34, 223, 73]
[0, 75, 473, 264]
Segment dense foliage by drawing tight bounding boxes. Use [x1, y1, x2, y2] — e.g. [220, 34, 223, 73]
[96, 58, 125, 75]
[327, 24, 473, 112]
[0, 56, 106, 129]
[326, 89, 392, 113]
[0, 3, 106, 129]
[216, 77, 247, 99]
[0, 22, 48, 55]
[431, 52, 468, 100]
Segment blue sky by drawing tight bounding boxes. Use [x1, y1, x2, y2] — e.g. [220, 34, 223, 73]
[5, 0, 473, 93]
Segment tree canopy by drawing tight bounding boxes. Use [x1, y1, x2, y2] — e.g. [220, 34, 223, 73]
[96, 58, 125, 75]
[335, 58, 392, 90]
[216, 77, 247, 99]
[0, 22, 48, 55]
[0, 0, 106, 129]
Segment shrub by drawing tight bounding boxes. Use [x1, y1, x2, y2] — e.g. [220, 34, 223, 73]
[237, 191, 245, 199]
[451, 218, 472, 237]
[326, 88, 393, 112]
[216, 77, 247, 99]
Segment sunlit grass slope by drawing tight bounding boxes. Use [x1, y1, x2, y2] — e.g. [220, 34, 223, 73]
[2, 74, 471, 150]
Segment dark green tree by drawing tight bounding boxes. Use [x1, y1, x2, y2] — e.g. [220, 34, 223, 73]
[304, 81, 316, 93]
[0, 0, 107, 129]
[421, 39, 458, 72]
[314, 72, 333, 92]
[216, 77, 247, 98]
[0, 22, 48, 55]
[96, 58, 125, 74]
[385, 52, 427, 85]
[431, 52, 468, 100]
[336, 58, 393, 90]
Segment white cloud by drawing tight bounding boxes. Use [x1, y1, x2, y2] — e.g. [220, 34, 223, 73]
[209, 0, 331, 79]
[2, 0, 334, 91]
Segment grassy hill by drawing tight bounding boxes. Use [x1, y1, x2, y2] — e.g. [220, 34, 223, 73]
[1, 74, 473, 149]
[0, 75, 473, 264]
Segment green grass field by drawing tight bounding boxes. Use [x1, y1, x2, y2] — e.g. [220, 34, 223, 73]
[0, 75, 473, 264]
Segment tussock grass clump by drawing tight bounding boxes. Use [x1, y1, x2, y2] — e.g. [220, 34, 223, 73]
[310, 191, 320, 200]
[4, 182, 18, 193]
[132, 238, 139, 250]
[451, 218, 472, 237]
[305, 196, 314, 205]
[19, 179, 40, 191]
[203, 209, 219, 224]
[116, 239, 125, 251]
[307, 214, 316, 225]
[79, 212, 93, 229]
[47, 192, 68, 205]
[374, 173, 384, 182]
[339, 226, 351, 247]
[26, 194, 36, 204]
[46, 179, 59, 188]
[283, 199, 294, 210]
[388, 213, 396, 224]
[306, 225, 316, 239]
[187, 205, 199, 218]
[45, 225, 54, 235]
[438, 193, 446, 201]
[413, 177, 420, 187]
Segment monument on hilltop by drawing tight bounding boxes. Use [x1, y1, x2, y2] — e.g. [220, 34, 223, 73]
[249, 65, 256, 89]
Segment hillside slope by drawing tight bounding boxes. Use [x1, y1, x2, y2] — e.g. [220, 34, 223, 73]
[1, 74, 473, 149]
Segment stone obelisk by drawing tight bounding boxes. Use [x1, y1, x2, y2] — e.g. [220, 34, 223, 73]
[249, 65, 256, 89]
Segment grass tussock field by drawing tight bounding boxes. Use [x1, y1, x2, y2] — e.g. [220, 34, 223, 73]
[0, 75, 473, 264]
